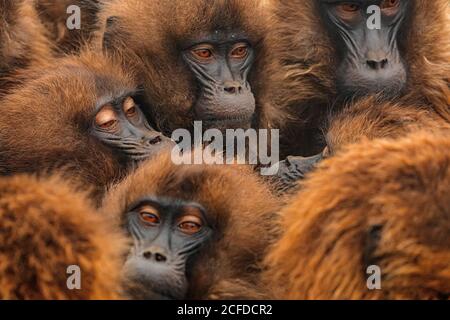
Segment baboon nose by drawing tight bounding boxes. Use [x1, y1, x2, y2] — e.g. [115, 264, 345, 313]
[223, 82, 242, 94]
[366, 58, 388, 70]
[154, 253, 167, 262]
[142, 248, 168, 262]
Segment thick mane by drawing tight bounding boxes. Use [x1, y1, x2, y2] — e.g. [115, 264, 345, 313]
[264, 129, 450, 299]
[0, 174, 126, 299]
[0, 0, 52, 94]
[403, 0, 450, 119]
[102, 151, 282, 299]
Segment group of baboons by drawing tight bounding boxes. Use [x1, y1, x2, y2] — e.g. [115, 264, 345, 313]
[0, 0, 448, 300]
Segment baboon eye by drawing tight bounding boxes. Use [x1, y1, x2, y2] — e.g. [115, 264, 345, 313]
[336, 3, 360, 20]
[123, 96, 137, 117]
[139, 205, 161, 226]
[381, 0, 399, 8]
[177, 215, 203, 235]
[381, 0, 400, 14]
[230, 43, 249, 59]
[191, 45, 214, 60]
[338, 3, 360, 12]
[95, 105, 118, 130]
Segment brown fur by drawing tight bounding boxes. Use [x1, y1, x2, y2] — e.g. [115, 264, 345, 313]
[0, 174, 126, 299]
[263, 0, 450, 156]
[96, 0, 270, 134]
[0, 0, 52, 94]
[264, 130, 450, 299]
[102, 151, 282, 299]
[0, 51, 139, 201]
[35, 0, 100, 53]
[326, 97, 450, 154]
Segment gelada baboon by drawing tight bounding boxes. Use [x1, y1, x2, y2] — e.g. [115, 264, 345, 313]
[0, 174, 127, 299]
[102, 152, 281, 299]
[35, 0, 100, 53]
[0, 51, 173, 200]
[263, 0, 450, 157]
[0, 0, 52, 93]
[97, 0, 270, 133]
[276, 96, 450, 192]
[264, 130, 450, 299]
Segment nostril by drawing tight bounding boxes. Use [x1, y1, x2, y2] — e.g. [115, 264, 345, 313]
[366, 59, 389, 70]
[366, 60, 378, 70]
[154, 253, 167, 262]
[142, 251, 152, 259]
[149, 136, 162, 145]
[224, 86, 237, 94]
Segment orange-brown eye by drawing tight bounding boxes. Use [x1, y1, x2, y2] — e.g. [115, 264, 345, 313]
[336, 3, 361, 20]
[191, 46, 213, 60]
[139, 205, 160, 225]
[177, 215, 203, 235]
[381, 0, 399, 8]
[381, 0, 400, 14]
[230, 43, 249, 59]
[123, 96, 137, 117]
[95, 105, 118, 130]
[339, 3, 360, 12]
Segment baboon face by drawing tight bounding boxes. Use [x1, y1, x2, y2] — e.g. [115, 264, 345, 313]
[318, 0, 409, 98]
[181, 31, 256, 130]
[0, 53, 174, 186]
[100, 0, 267, 133]
[92, 95, 172, 161]
[123, 197, 212, 299]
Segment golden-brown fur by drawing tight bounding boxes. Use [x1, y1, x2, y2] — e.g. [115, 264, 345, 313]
[263, 0, 450, 156]
[102, 151, 282, 299]
[0, 174, 126, 299]
[0, 51, 140, 201]
[326, 97, 450, 154]
[0, 0, 52, 94]
[35, 0, 100, 53]
[96, 0, 270, 134]
[264, 130, 450, 299]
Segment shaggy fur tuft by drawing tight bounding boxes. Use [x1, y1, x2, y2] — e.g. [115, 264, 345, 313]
[0, 174, 127, 299]
[264, 130, 450, 299]
[0, 0, 53, 94]
[35, 0, 100, 53]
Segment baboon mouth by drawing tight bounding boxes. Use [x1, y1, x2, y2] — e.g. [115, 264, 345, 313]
[200, 114, 254, 129]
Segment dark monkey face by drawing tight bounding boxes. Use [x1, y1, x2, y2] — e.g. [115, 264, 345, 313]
[182, 31, 256, 130]
[123, 197, 212, 300]
[318, 0, 409, 98]
[92, 95, 174, 161]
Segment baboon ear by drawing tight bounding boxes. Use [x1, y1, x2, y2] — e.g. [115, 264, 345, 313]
[103, 16, 125, 51]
